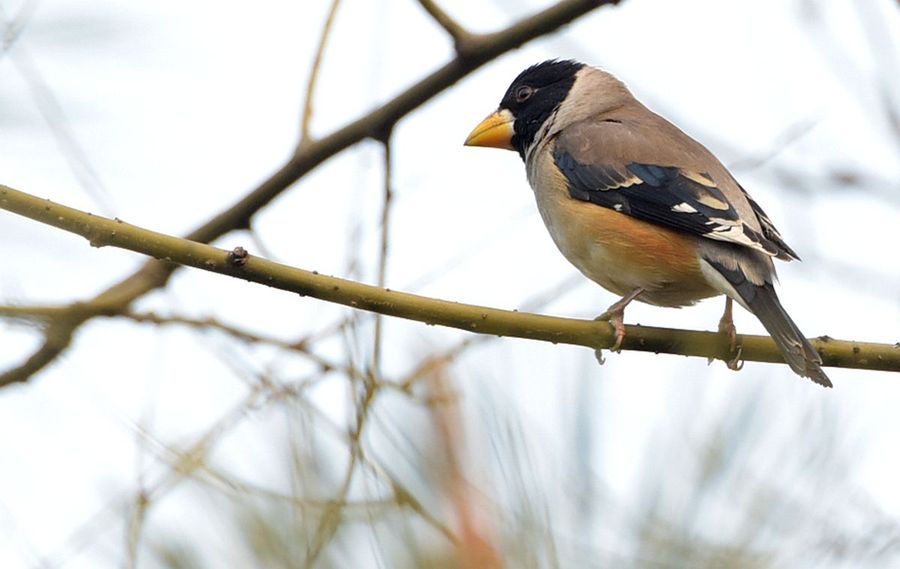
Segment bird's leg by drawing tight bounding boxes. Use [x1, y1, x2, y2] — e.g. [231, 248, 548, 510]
[717, 296, 743, 370]
[718, 296, 737, 351]
[595, 287, 644, 353]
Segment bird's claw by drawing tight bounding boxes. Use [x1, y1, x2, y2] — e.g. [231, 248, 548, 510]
[726, 345, 744, 371]
[591, 288, 643, 365]
[594, 310, 626, 352]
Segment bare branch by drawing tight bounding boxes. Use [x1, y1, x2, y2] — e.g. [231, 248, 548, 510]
[2, 183, 897, 384]
[0, 1, 39, 52]
[116, 310, 364, 380]
[1, 319, 77, 385]
[372, 135, 394, 377]
[1, 7, 114, 213]
[300, 0, 342, 145]
[418, 0, 471, 46]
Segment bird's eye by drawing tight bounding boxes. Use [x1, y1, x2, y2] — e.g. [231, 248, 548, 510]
[514, 85, 534, 103]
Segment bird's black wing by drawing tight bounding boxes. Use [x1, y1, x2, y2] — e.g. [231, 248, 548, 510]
[737, 183, 800, 261]
[553, 148, 781, 257]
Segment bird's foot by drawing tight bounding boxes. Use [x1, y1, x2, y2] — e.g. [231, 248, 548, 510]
[717, 297, 743, 370]
[718, 316, 737, 354]
[595, 308, 628, 352]
[593, 288, 643, 357]
[725, 346, 744, 371]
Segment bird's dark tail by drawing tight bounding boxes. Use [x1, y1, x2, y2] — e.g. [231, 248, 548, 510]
[744, 282, 831, 387]
[708, 259, 832, 387]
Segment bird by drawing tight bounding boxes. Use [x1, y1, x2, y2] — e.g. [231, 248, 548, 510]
[464, 59, 831, 387]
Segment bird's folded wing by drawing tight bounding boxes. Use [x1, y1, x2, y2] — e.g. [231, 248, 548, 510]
[553, 119, 794, 259]
[737, 184, 800, 261]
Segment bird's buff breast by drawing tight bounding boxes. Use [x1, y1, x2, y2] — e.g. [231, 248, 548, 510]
[527, 152, 719, 307]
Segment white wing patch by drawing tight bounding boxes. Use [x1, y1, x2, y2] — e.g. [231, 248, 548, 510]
[681, 170, 718, 188]
[707, 217, 740, 227]
[705, 221, 775, 255]
[671, 202, 698, 213]
[597, 175, 642, 191]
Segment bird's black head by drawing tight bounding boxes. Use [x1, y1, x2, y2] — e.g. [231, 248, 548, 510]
[499, 59, 584, 158]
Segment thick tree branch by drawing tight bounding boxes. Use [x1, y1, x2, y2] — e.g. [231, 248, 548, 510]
[0, 0, 620, 385]
[2, 184, 898, 388]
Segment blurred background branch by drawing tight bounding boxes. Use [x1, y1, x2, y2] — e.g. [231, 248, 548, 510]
[299, 0, 342, 147]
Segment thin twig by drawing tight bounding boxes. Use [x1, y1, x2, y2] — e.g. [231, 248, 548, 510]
[288, 387, 460, 544]
[300, 0, 342, 145]
[372, 135, 394, 377]
[117, 310, 364, 380]
[303, 449, 358, 568]
[0, 0, 39, 53]
[418, 0, 470, 46]
[729, 119, 818, 171]
[304, 364, 379, 567]
[38, 385, 264, 568]
[8, 46, 115, 214]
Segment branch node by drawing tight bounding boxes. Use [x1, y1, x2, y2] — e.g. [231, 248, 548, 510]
[227, 246, 250, 267]
[454, 32, 488, 61]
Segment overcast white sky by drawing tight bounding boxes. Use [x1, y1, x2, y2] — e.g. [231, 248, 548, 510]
[1, 0, 899, 567]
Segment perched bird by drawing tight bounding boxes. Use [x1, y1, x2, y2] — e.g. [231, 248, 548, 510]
[464, 60, 830, 387]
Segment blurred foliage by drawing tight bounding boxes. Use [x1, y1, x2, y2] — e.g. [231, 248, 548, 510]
[134, 346, 900, 568]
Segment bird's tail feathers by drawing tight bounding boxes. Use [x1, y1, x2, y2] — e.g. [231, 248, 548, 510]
[706, 257, 831, 387]
[744, 283, 831, 387]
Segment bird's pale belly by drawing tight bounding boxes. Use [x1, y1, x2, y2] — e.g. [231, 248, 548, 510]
[536, 191, 720, 307]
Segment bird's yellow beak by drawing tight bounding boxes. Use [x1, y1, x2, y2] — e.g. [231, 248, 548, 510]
[464, 109, 515, 150]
